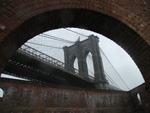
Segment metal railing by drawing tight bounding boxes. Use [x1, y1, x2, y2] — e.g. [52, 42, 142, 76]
[19, 45, 94, 82]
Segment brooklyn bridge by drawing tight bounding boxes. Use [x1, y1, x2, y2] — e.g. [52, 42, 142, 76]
[2, 34, 125, 90]
[0, 0, 150, 113]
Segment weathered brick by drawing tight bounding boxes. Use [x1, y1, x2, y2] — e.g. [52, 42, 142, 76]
[0, 1, 149, 112]
[0, 78, 132, 113]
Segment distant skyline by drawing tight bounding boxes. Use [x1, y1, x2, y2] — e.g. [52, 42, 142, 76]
[1, 28, 145, 92]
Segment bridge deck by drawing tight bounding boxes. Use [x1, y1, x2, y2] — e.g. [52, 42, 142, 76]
[3, 45, 95, 88]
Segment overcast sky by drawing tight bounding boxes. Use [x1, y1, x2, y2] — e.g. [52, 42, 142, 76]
[0, 28, 145, 95]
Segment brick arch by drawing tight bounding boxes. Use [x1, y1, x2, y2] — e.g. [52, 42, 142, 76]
[0, 0, 150, 85]
[0, 0, 150, 43]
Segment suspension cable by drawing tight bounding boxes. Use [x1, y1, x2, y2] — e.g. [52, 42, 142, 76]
[28, 29, 129, 90]
[26, 42, 62, 49]
[87, 53, 121, 89]
[64, 28, 89, 37]
[40, 33, 74, 44]
[105, 72, 122, 90]
[99, 47, 130, 90]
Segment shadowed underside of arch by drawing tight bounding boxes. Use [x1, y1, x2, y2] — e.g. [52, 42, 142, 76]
[0, 8, 150, 86]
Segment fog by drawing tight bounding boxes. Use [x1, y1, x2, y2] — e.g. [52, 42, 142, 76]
[0, 28, 145, 93]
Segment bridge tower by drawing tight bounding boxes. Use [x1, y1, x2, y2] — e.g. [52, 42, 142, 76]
[63, 35, 108, 89]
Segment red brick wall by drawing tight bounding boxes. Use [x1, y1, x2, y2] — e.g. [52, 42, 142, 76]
[129, 83, 150, 113]
[0, 78, 132, 113]
[0, 0, 150, 43]
[0, 1, 150, 112]
[113, 0, 150, 24]
[0, 0, 150, 82]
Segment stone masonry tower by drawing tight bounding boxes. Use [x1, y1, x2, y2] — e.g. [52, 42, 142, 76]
[63, 35, 108, 89]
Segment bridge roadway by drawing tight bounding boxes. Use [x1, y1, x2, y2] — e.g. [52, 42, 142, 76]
[3, 45, 95, 88]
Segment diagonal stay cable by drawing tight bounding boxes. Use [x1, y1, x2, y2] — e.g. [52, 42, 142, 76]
[105, 72, 122, 90]
[87, 53, 121, 89]
[64, 28, 129, 89]
[99, 47, 130, 90]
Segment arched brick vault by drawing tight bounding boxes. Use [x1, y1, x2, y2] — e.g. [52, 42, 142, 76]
[0, 0, 150, 86]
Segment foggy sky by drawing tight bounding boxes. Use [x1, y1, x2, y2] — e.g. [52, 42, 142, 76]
[0, 28, 145, 96]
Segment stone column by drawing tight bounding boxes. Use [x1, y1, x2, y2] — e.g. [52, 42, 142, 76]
[75, 41, 88, 78]
[63, 35, 108, 89]
[63, 46, 70, 70]
[89, 35, 108, 89]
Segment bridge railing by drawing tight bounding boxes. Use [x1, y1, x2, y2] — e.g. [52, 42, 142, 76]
[19, 45, 94, 82]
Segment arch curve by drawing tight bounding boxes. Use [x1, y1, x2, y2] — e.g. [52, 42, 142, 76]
[84, 51, 95, 77]
[0, 1, 150, 85]
[0, 0, 149, 43]
[70, 55, 78, 69]
[0, 88, 4, 101]
[83, 49, 92, 60]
